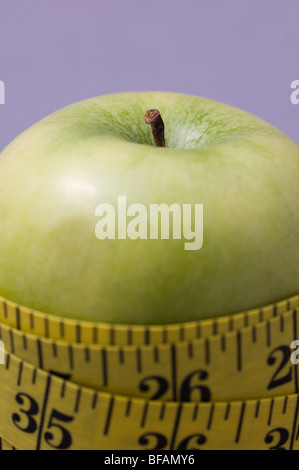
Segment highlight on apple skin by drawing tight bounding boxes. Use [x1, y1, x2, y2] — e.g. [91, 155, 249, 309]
[0, 92, 298, 325]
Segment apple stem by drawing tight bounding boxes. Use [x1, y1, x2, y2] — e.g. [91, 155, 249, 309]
[144, 109, 166, 147]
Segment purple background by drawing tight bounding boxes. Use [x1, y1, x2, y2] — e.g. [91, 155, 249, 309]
[0, 0, 298, 151]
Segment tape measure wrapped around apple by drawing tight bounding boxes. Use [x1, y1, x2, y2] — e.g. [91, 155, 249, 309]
[0, 92, 298, 450]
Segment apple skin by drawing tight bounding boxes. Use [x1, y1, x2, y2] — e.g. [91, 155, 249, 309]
[0, 92, 298, 325]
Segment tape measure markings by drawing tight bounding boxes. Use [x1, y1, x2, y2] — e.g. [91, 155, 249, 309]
[1, 294, 298, 346]
[0, 437, 17, 451]
[0, 311, 296, 399]
[1, 307, 299, 402]
[1, 292, 299, 450]
[2, 352, 299, 449]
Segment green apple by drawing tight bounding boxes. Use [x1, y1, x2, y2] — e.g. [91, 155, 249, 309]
[0, 92, 298, 325]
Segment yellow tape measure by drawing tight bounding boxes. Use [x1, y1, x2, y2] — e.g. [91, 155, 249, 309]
[1, 353, 299, 450]
[0, 437, 16, 451]
[0, 306, 299, 402]
[0, 294, 299, 450]
[1, 294, 298, 346]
